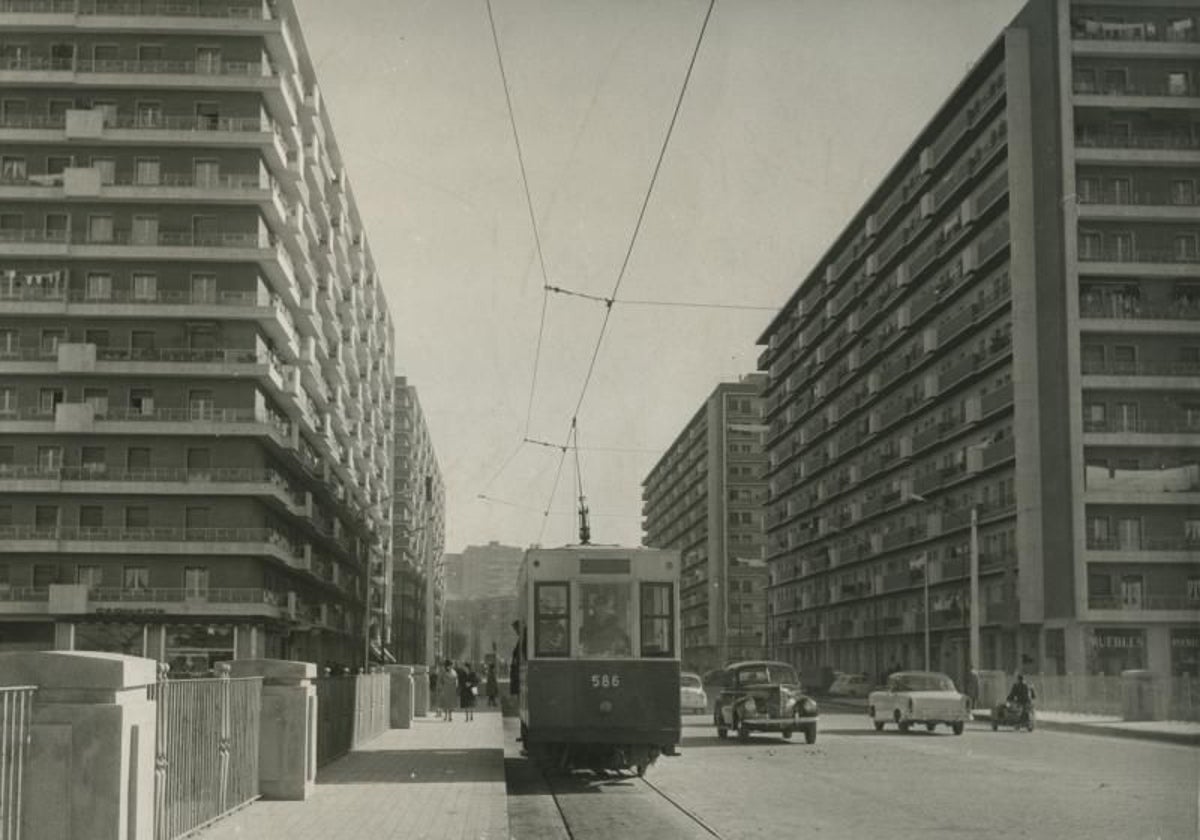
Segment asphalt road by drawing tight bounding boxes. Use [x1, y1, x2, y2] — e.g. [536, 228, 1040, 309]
[506, 713, 1198, 839]
[641, 712, 1199, 840]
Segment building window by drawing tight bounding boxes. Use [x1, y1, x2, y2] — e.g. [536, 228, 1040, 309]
[132, 272, 157, 301]
[134, 101, 162, 128]
[124, 506, 149, 529]
[87, 214, 114, 243]
[131, 214, 158, 245]
[91, 156, 115, 185]
[188, 389, 214, 419]
[129, 388, 154, 416]
[81, 446, 106, 475]
[184, 566, 209, 598]
[190, 272, 216, 302]
[38, 387, 63, 414]
[40, 328, 65, 355]
[76, 565, 103, 589]
[33, 565, 58, 587]
[84, 329, 109, 348]
[34, 505, 59, 531]
[36, 445, 62, 472]
[1, 155, 26, 183]
[85, 272, 112, 300]
[130, 330, 155, 357]
[124, 566, 149, 590]
[0, 387, 16, 416]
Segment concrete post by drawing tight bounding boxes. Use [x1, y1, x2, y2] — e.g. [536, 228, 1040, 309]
[0, 651, 157, 840]
[384, 665, 414, 729]
[1120, 669, 1156, 722]
[226, 659, 317, 801]
[412, 664, 429, 717]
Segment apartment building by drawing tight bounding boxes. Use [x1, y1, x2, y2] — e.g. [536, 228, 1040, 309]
[642, 375, 769, 673]
[758, 0, 1199, 686]
[0, 0, 395, 673]
[389, 376, 445, 666]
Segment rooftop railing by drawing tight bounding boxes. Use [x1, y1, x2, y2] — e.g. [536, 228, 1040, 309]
[1073, 18, 1199, 43]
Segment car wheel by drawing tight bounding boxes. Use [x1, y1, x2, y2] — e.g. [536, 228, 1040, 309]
[636, 762, 648, 777]
[735, 714, 750, 743]
[926, 723, 936, 732]
[873, 721, 885, 732]
[952, 721, 964, 735]
[991, 718, 999, 732]
[781, 729, 792, 740]
[804, 726, 817, 745]
[716, 726, 727, 739]
[898, 722, 911, 733]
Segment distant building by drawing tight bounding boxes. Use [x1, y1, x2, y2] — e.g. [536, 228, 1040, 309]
[441, 541, 524, 667]
[757, 0, 1200, 686]
[642, 376, 769, 673]
[389, 377, 444, 666]
[450, 541, 524, 600]
[0, 0, 394, 671]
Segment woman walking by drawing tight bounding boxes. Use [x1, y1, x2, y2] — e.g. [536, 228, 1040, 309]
[458, 662, 478, 722]
[438, 660, 458, 721]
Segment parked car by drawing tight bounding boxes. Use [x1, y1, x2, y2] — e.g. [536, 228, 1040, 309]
[680, 672, 708, 715]
[713, 660, 818, 743]
[868, 671, 970, 734]
[827, 672, 872, 698]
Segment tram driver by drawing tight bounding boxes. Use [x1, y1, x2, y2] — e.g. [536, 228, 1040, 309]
[580, 586, 631, 657]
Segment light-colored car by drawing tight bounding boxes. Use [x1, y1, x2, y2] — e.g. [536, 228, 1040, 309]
[827, 672, 872, 698]
[680, 671, 708, 715]
[868, 671, 970, 735]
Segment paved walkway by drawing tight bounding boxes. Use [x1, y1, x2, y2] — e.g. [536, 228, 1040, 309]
[197, 711, 509, 840]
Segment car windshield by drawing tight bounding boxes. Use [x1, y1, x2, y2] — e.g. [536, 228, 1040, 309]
[770, 665, 800, 685]
[681, 674, 701, 688]
[736, 667, 771, 686]
[892, 673, 956, 692]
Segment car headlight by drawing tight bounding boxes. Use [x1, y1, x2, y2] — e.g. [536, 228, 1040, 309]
[743, 698, 757, 715]
[802, 698, 818, 715]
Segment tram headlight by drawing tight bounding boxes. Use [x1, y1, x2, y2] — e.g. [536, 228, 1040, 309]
[599, 700, 613, 714]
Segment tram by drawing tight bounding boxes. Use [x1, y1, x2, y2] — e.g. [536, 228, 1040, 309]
[516, 544, 682, 775]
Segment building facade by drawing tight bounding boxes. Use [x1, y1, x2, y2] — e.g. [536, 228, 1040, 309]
[0, 0, 395, 673]
[388, 376, 444, 666]
[642, 376, 769, 674]
[758, 0, 1199, 687]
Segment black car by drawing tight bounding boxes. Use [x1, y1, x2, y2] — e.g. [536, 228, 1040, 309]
[713, 660, 819, 743]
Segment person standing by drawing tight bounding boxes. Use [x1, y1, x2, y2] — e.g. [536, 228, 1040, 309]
[438, 660, 458, 722]
[458, 662, 478, 722]
[509, 620, 524, 695]
[485, 663, 499, 708]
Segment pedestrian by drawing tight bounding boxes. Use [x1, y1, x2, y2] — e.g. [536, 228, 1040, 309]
[438, 660, 458, 721]
[509, 620, 524, 696]
[459, 661, 478, 721]
[485, 663, 499, 708]
[429, 666, 440, 717]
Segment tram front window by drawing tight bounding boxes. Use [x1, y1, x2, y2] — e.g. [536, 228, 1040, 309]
[579, 582, 632, 657]
[535, 583, 570, 657]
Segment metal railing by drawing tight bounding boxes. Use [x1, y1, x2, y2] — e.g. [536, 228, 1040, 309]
[90, 587, 284, 605]
[0, 686, 34, 840]
[150, 668, 261, 840]
[1080, 296, 1200, 320]
[0, 228, 263, 248]
[1081, 359, 1200, 377]
[1087, 595, 1199, 611]
[1075, 131, 1200, 151]
[314, 676, 356, 767]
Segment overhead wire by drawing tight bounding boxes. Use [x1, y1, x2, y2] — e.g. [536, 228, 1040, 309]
[486, 0, 553, 442]
[546, 283, 777, 312]
[566, 0, 718, 425]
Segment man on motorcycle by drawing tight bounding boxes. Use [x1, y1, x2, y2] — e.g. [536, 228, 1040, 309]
[1007, 674, 1035, 722]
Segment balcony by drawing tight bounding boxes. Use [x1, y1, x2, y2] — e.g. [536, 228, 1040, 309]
[1085, 535, 1200, 565]
[1077, 190, 1200, 223]
[1083, 416, 1200, 449]
[1079, 294, 1200, 332]
[1086, 595, 1199, 622]
[1072, 17, 1200, 58]
[1081, 358, 1200, 387]
[1084, 463, 1200, 503]
[88, 586, 288, 618]
[1075, 130, 1200, 166]
[1073, 79, 1200, 110]
[0, 525, 304, 565]
[0, 465, 308, 511]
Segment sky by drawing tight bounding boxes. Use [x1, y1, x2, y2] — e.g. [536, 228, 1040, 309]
[290, 0, 1028, 554]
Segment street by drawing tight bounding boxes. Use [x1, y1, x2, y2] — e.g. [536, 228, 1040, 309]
[508, 713, 1199, 840]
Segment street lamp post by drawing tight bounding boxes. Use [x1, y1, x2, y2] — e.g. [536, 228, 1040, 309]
[908, 491, 980, 676]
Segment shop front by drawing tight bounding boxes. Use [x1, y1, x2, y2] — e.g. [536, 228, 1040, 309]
[1088, 627, 1145, 675]
[1169, 627, 1200, 677]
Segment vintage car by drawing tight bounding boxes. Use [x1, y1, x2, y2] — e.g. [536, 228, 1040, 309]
[868, 671, 970, 734]
[714, 660, 818, 743]
[827, 672, 872, 698]
[680, 672, 708, 715]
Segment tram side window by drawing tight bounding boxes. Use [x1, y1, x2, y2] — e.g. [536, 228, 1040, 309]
[535, 582, 570, 657]
[640, 582, 674, 658]
[579, 582, 632, 657]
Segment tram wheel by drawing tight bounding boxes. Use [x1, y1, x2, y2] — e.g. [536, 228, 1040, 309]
[716, 726, 727, 739]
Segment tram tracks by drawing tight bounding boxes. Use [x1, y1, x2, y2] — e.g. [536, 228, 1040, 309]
[534, 764, 727, 840]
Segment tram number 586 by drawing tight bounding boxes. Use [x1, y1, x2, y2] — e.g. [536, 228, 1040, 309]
[590, 674, 621, 688]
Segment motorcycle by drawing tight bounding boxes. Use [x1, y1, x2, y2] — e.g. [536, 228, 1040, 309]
[991, 699, 1035, 731]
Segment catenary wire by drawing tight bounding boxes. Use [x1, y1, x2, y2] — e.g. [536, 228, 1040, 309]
[567, 0, 717, 425]
[537, 444, 570, 546]
[487, 0, 553, 441]
[546, 283, 777, 311]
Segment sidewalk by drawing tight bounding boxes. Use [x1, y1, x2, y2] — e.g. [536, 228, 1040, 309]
[819, 696, 1200, 746]
[196, 710, 509, 840]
